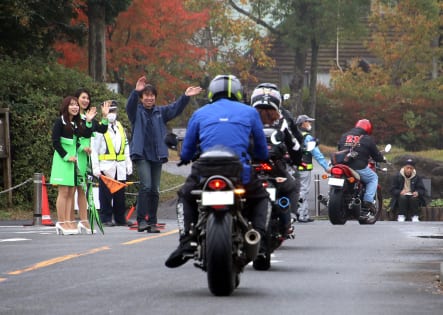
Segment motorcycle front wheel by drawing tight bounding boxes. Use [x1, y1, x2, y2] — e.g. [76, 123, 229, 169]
[206, 212, 236, 296]
[328, 188, 347, 225]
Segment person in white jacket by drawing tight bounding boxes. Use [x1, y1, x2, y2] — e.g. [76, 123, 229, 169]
[91, 102, 133, 226]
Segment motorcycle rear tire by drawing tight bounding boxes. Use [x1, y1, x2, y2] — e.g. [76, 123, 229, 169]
[206, 212, 236, 296]
[328, 189, 347, 225]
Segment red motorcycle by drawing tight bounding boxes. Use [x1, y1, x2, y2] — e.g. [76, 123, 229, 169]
[319, 144, 391, 225]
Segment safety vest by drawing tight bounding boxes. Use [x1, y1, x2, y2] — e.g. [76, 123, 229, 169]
[298, 131, 313, 171]
[98, 121, 126, 161]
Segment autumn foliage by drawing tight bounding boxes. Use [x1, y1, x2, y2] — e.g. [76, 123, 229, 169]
[55, 0, 209, 101]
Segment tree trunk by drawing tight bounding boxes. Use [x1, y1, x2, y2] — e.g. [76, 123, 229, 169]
[308, 38, 319, 134]
[88, 2, 106, 82]
[289, 48, 307, 117]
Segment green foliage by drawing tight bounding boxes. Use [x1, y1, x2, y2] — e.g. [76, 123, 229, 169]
[0, 56, 125, 209]
[0, 0, 85, 58]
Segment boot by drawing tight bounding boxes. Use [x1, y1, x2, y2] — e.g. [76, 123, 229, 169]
[361, 201, 375, 218]
[165, 234, 195, 268]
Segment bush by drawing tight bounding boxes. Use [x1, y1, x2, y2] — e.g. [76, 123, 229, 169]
[0, 57, 126, 211]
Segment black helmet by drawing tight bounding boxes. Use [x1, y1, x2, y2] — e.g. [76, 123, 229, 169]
[164, 133, 178, 150]
[207, 75, 243, 102]
[250, 83, 282, 111]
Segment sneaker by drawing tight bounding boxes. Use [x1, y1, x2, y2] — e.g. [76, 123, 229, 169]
[165, 236, 195, 268]
[411, 215, 420, 222]
[397, 215, 406, 222]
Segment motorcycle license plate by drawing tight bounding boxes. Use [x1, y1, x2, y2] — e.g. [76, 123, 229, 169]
[266, 187, 276, 201]
[201, 191, 234, 206]
[328, 178, 345, 187]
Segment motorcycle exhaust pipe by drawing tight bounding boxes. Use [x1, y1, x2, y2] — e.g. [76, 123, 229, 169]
[244, 228, 261, 261]
[350, 198, 361, 213]
[277, 197, 290, 210]
[317, 194, 328, 206]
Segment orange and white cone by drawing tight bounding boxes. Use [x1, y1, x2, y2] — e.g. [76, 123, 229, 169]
[41, 175, 55, 226]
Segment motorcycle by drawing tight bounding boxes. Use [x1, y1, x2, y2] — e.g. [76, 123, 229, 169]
[184, 146, 261, 296]
[251, 127, 296, 270]
[319, 144, 391, 225]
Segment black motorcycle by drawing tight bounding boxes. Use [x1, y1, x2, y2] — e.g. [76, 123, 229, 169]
[184, 147, 261, 296]
[251, 127, 296, 270]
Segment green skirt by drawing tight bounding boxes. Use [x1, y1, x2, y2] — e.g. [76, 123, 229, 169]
[50, 137, 77, 186]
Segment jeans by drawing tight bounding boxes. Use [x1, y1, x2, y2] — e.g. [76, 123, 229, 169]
[135, 160, 162, 224]
[355, 166, 378, 203]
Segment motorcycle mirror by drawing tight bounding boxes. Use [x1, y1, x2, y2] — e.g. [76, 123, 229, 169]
[306, 141, 316, 152]
[384, 144, 392, 153]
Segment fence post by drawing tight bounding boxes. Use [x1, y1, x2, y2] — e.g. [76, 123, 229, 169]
[314, 174, 320, 217]
[33, 173, 43, 226]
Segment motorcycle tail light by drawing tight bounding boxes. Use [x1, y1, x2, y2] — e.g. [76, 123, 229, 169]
[255, 162, 272, 172]
[208, 179, 227, 190]
[331, 167, 344, 177]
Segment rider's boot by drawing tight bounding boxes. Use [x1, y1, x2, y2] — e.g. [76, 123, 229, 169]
[164, 234, 195, 268]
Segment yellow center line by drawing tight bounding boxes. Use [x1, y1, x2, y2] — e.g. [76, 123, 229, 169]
[7, 246, 110, 276]
[2, 229, 178, 280]
[122, 229, 178, 245]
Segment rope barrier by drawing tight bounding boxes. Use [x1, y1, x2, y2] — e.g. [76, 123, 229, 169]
[0, 178, 33, 194]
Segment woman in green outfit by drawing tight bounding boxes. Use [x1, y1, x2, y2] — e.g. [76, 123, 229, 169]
[50, 96, 96, 235]
[74, 88, 110, 233]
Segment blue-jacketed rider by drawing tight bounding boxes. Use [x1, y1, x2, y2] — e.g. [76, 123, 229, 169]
[165, 74, 269, 268]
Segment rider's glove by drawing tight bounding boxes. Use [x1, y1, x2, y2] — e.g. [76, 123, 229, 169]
[177, 160, 190, 167]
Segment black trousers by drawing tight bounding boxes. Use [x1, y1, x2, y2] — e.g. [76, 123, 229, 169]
[398, 194, 420, 219]
[98, 176, 127, 225]
[178, 164, 269, 238]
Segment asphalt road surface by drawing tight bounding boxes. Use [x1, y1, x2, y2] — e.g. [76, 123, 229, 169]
[0, 219, 442, 315]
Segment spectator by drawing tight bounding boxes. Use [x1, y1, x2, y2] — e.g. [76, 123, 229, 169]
[91, 102, 133, 227]
[50, 96, 95, 235]
[389, 158, 426, 222]
[73, 88, 110, 234]
[126, 76, 202, 233]
[296, 115, 330, 222]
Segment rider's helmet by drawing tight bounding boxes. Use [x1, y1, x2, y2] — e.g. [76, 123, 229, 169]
[207, 74, 243, 103]
[250, 83, 282, 112]
[355, 119, 373, 135]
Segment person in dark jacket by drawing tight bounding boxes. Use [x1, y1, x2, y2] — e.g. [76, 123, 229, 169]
[165, 74, 269, 268]
[126, 76, 202, 233]
[337, 119, 385, 217]
[389, 158, 426, 222]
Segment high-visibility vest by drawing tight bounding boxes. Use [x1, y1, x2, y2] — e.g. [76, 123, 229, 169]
[98, 121, 126, 161]
[298, 131, 313, 171]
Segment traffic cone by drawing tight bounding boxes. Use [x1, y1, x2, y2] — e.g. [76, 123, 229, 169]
[41, 175, 55, 226]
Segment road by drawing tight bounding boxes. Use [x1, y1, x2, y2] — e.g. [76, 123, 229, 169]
[0, 219, 442, 315]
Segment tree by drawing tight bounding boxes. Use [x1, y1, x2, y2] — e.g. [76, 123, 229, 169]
[228, 0, 370, 117]
[368, 0, 441, 86]
[0, 0, 85, 58]
[81, 0, 131, 82]
[185, 0, 275, 86]
[106, 0, 209, 98]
